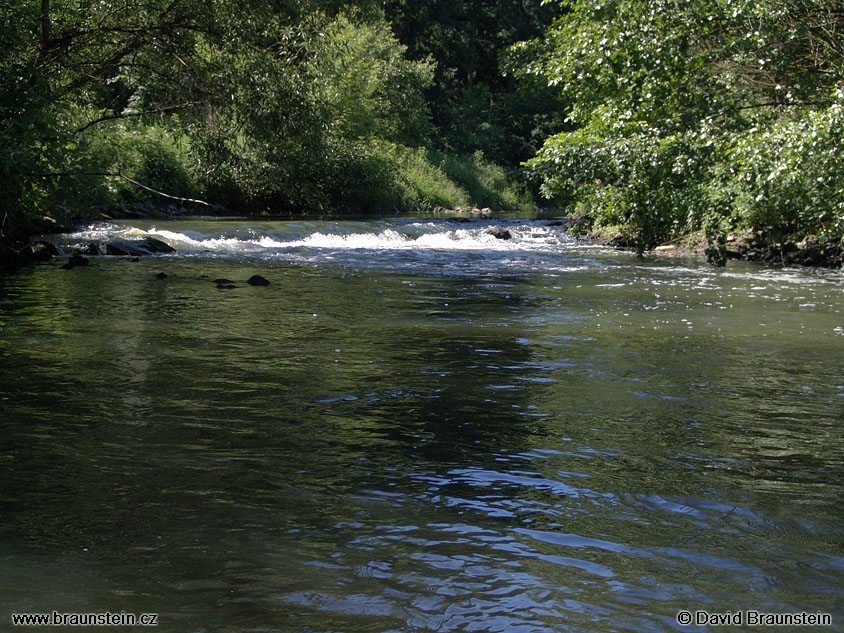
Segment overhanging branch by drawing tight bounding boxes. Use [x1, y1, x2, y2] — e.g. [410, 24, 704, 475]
[74, 101, 202, 134]
[21, 169, 210, 207]
[118, 173, 210, 206]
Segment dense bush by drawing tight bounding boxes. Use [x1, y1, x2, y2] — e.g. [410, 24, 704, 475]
[313, 142, 534, 214]
[87, 123, 199, 205]
[433, 150, 536, 211]
[727, 90, 844, 241]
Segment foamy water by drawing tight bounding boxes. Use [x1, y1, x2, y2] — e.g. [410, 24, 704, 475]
[56, 218, 603, 275]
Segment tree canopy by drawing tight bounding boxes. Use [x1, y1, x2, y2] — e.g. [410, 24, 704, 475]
[515, 0, 844, 258]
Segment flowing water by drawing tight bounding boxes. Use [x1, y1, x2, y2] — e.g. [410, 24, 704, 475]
[1, 216, 843, 632]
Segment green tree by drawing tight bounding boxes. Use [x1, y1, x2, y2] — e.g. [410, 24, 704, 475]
[517, 0, 844, 258]
[195, 9, 437, 213]
[316, 14, 434, 147]
[1, 0, 226, 239]
[1, 0, 540, 243]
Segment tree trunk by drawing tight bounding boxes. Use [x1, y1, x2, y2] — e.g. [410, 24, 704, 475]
[40, 0, 50, 49]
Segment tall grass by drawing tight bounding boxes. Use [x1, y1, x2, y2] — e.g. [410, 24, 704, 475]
[319, 141, 536, 214]
[430, 150, 536, 211]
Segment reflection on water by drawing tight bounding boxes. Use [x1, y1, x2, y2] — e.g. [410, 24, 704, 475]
[1, 218, 843, 632]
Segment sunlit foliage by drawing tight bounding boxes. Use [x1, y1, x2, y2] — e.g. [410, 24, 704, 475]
[516, 0, 844, 259]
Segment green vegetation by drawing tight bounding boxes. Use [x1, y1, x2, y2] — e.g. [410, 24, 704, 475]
[2, 0, 841, 266]
[0, 0, 545, 248]
[515, 0, 844, 261]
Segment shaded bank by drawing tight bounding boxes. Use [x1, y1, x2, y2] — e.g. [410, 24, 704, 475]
[566, 217, 844, 270]
[2, 204, 199, 272]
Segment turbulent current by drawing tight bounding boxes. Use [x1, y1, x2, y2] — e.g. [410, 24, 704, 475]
[60, 217, 593, 275]
[1, 216, 842, 632]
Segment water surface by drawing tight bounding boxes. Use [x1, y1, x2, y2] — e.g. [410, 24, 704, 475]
[1, 217, 843, 632]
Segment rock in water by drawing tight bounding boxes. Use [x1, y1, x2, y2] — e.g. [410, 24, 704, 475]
[487, 227, 512, 240]
[141, 237, 176, 253]
[212, 278, 234, 284]
[24, 241, 60, 262]
[82, 242, 106, 255]
[105, 237, 175, 256]
[247, 275, 271, 286]
[60, 253, 90, 270]
[105, 241, 144, 256]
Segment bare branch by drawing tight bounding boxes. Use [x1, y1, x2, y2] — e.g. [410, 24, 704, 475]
[118, 173, 210, 206]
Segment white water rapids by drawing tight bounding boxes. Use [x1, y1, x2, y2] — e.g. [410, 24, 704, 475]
[55, 217, 610, 275]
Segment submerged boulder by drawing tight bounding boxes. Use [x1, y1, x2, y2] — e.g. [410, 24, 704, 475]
[247, 274, 271, 286]
[60, 253, 90, 270]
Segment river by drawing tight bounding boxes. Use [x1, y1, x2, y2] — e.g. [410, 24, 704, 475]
[1, 216, 842, 632]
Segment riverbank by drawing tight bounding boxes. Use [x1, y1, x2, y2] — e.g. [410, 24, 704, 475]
[571, 218, 844, 270]
[656, 233, 844, 269]
[0, 201, 214, 272]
